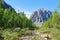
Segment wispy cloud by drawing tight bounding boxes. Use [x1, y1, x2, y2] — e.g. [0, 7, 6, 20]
[15, 6, 32, 18]
[24, 11, 31, 18]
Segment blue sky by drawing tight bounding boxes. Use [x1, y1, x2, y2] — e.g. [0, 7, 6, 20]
[5, 0, 59, 18]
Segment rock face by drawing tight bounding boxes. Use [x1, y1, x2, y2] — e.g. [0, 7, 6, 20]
[31, 8, 52, 26]
[1, 0, 13, 9]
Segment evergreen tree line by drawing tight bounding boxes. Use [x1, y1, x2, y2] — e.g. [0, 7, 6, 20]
[0, 8, 36, 30]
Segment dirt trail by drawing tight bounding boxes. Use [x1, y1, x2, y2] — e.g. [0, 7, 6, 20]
[17, 31, 52, 40]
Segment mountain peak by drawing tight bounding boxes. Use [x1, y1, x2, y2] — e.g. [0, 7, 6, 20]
[31, 8, 52, 26]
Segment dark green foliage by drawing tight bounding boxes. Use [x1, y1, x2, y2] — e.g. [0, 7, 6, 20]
[0, 0, 37, 40]
[0, 0, 37, 30]
[0, 8, 36, 29]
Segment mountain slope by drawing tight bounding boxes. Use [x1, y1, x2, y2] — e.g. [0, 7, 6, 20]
[31, 8, 52, 26]
[2, 0, 12, 9]
[0, 0, 14, 11]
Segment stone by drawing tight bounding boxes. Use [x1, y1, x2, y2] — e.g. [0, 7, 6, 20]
[31, 8, 52, 26]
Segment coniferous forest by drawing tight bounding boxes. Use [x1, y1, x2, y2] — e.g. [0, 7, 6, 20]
[0, 0, 37, 40]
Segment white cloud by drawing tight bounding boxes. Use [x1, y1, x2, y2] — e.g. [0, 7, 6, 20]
[15, 6, 32, 19]
[24, 11, 31, 19]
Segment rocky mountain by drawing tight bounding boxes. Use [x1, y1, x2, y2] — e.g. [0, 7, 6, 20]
[0, 0, 13, 9]
[31, 8, 52, 26]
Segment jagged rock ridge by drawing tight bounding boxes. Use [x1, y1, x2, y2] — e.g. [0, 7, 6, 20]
[31, 8, 52, 26]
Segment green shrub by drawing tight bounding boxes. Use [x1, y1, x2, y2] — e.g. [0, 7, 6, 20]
[31, 36, 40, 40]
